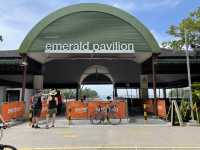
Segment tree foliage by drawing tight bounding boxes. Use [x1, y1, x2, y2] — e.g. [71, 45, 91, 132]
[80, 87, 98, 99]
[162, 7, 200, 50]
[0, 35, 3, 42]
[62, 88, 98, 99]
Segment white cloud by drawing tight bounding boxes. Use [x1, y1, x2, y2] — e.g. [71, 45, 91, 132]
[0, 24, 28, 50]
[150, 29, 172, 46]
[138, 0, 183, 10]
[0, 0, 183, 50]
[112, 1, 137, 13]
[111, 0, 183, 13]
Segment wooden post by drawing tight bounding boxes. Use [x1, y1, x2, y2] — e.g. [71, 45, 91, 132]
[21, 54, 27, 101]
[152, 54, 157, 115]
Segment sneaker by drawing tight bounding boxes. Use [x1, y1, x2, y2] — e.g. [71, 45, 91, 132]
[32, 125, 35, 128]
[34, 125, 40, 128]
[45, 125, 49, 129]
[51, 125, 55, 128]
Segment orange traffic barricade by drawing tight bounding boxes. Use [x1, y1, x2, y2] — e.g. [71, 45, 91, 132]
[0, 101, 25, 122]
[66, 100, 126, 120]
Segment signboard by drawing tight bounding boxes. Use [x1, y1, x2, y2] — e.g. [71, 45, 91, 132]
[157, 100, 167, 118]
[143, 99, 153, 113]
[45, 41, 135, 53]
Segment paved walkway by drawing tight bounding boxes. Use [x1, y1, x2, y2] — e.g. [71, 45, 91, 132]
[1, 117, 200, 150]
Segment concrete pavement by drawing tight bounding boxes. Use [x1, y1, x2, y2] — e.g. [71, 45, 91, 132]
[1, 117, 200, 150]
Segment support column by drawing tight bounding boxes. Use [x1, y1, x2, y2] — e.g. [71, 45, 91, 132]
[163, 88, 167, 99]
[33, 75, 44, 90]
[21, 54, 27, 101]
[76, 86, 79, 101]
[114, 87, 118, 98]
[0, 86, 6, 103]
[113, 83, 117, 100]
[152, 54, 157, 115]
[176, 88, 179, 100]
[140, 75, 148, 100]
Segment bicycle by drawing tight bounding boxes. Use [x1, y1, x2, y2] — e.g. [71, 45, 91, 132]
[0, 124, 17, 150]
[90, 102, 121, 125]
[107, 104, 122, 125]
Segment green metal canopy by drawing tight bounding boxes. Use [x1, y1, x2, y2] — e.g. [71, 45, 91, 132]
[19, 3, 160, 53]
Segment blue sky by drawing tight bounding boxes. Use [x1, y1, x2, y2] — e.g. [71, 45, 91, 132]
[0, 0, 199, 50]
[0, 0, 199, 97]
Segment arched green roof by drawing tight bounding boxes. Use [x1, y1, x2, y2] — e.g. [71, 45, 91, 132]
[19, 3, 160, 53]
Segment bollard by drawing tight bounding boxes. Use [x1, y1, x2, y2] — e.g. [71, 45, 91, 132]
[68, 108, 72, 125]
[143, 104, 148, 122]
[29, 109, 33, 126]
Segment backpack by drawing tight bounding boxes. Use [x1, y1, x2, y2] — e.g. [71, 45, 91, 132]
[32, 95, 42, 109]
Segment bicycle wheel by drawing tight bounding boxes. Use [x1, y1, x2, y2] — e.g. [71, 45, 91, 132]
[90, 112, 104, 124]
[108, 112, 121, 125]
[0, 145, 17, 150]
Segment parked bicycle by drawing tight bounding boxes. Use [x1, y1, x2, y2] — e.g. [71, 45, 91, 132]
[0, 124, 17, 150]
[90, 101, 122, 125]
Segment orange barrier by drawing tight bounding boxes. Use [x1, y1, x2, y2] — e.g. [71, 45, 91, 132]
[157, 100, 167, 118]
[66, 100, 126, 119]
[1, 101, 25, 122]
[143, 99, 153, 113]
[143, 99, 167, 118]
[66, 101, 88, 119]
[87, 101, 107, 118]
[40, 101, 48, 118]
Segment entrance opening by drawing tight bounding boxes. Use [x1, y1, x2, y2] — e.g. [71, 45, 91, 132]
[80, 65, 114, 100]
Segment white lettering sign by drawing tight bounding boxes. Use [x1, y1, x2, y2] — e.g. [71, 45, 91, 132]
[45, 41, 135, 53]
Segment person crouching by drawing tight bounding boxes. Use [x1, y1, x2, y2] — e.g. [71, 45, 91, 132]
[46, 89, 58, 129]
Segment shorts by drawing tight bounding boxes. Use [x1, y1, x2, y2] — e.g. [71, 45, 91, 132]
[48, 108, 57, 116]
[108, 107, 115, 113]
[32, 109, 41, 117]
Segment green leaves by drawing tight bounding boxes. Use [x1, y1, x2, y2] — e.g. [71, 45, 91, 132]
[163, 7, 200, 50]
[62, 88, 98, 99]
[80, 87, 98, 99]
[0, 35, 3, 42]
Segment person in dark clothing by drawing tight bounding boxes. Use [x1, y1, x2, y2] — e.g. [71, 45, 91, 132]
[83, 95, 87, 101]
[32, 89, 43, 128]
[81, 95, 87, 102]
[46, 89, 58, 129]
[56, 90, 62, 115]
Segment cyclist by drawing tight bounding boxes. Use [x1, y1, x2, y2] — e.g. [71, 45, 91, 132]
[109, 101, 116, 113]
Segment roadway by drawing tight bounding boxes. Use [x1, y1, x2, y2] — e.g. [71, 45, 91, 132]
[1, 117, 200, 150]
